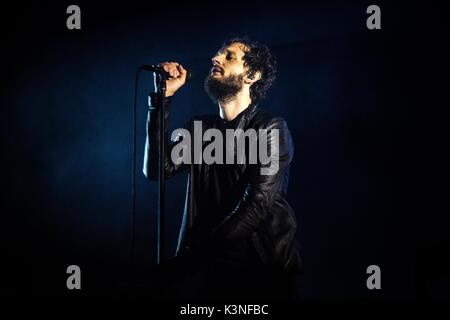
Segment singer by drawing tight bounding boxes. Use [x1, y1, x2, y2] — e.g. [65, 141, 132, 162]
[143, 37, 301, 302]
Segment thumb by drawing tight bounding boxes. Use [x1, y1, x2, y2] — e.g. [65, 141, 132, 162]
[178, 64, 187, 80]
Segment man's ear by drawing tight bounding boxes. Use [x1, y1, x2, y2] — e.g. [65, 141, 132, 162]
[245, 70, 262, 84]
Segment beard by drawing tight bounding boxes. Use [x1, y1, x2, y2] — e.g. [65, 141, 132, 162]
[204, 73, 244, 104]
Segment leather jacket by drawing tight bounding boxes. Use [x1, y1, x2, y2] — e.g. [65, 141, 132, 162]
[143, 93, 302, 274]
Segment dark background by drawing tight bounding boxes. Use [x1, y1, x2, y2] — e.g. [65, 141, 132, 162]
[1, 0, 439, 301]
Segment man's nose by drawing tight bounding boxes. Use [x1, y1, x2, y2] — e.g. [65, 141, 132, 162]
[211, 56, 221, 66]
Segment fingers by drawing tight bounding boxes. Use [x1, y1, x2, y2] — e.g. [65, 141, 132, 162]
[160, 62, 182, 78]
[178, 64, 186, 74]
[177, 64, 187, 80]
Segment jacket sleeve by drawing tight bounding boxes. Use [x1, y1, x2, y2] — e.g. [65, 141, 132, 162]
[142, 93, 189, 180]
[211, 117, 294, 242]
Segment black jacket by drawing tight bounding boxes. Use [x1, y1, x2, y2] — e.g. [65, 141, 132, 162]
[143, 93, 301, 274]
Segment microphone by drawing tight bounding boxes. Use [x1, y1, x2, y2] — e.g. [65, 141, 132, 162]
[140, 64, 193, 81]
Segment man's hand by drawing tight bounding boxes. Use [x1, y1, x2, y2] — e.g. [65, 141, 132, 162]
[157, 62, 188, 97]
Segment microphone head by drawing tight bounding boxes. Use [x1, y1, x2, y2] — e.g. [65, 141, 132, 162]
[140, 64, 193, 82]
[140, 64, 160, 72]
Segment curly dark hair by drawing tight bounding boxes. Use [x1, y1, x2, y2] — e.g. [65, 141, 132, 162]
[221, 36, 277, 105]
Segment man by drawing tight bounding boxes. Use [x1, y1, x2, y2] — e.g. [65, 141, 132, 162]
[143, 37, 301, 301]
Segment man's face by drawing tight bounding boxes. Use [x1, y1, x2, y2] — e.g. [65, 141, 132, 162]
[210, 42, 248, 78]
[204, 42, 249, 103]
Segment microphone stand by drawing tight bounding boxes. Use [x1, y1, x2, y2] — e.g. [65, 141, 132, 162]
[154, 72, 168, 265]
